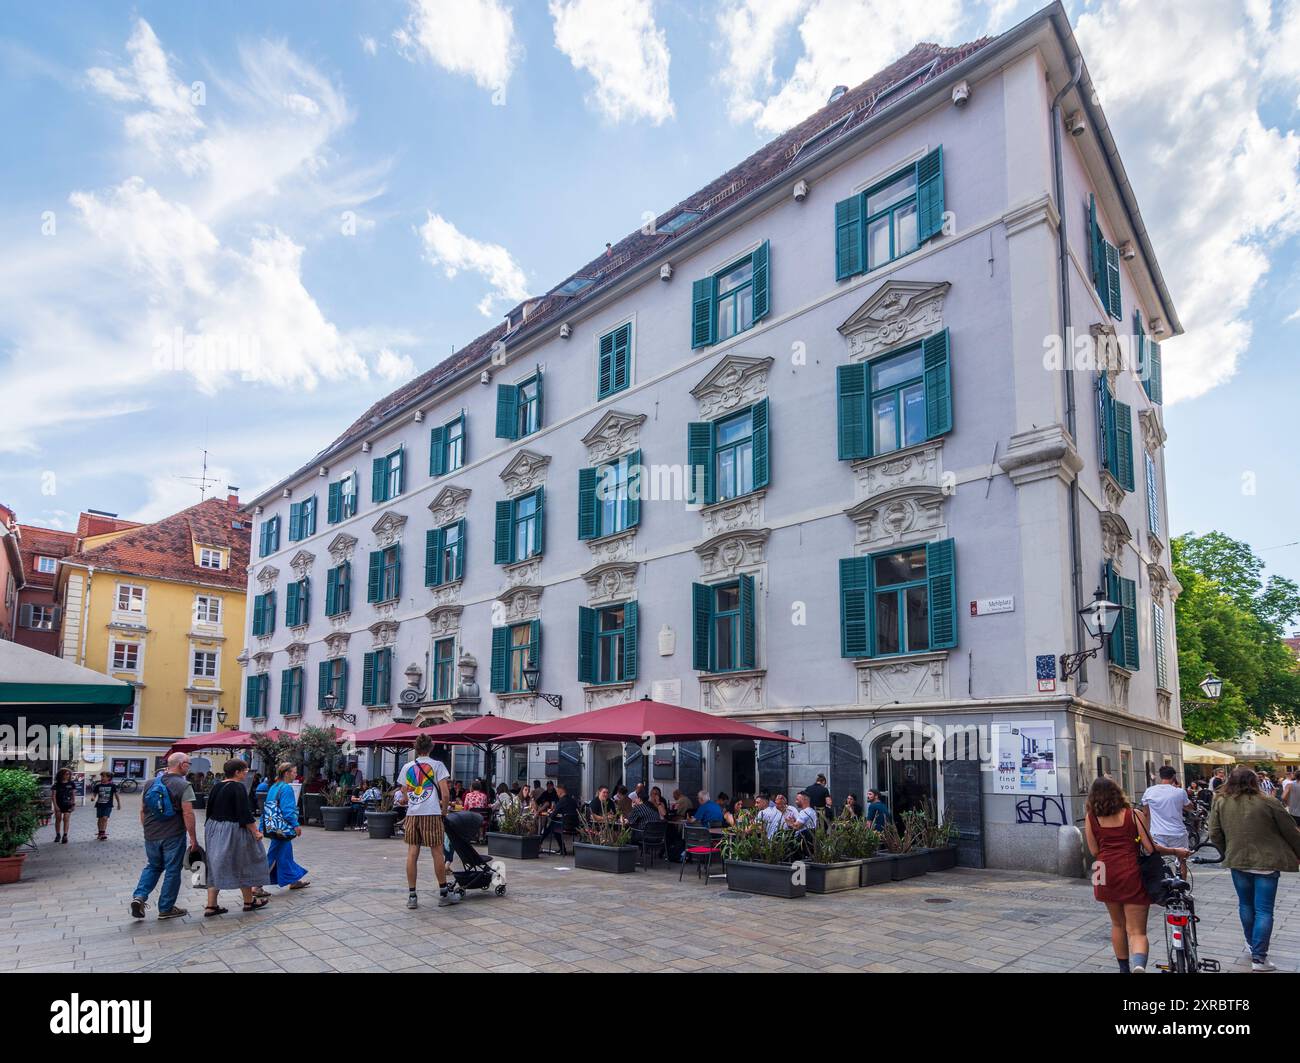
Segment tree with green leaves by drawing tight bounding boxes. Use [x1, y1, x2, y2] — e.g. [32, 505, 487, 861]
[1172, 532, 1300, 744]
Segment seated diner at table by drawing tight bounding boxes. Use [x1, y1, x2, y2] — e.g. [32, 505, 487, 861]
[689, 790, 725, 827]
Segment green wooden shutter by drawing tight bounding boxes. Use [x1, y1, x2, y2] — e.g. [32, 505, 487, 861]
[597, 330, 615, 398]
[362, 652, 375, 706]
[528, 619, 541, 675]
[691, 277, 715, 349]
[738, 572, 756, 670]
[288, 502, 302, 542]
[577, 466, 599, 540]
[750, 398, 770, 490]
[425, 527, 442, 586]
[1105, 561, 1122, 666]
[692, 583, 712, 671]
[1104, 241, 1122, 321]
[834, 194, 864, 279]
[300, 579, 309, 624]
[251, 595, 262, 637]
[1089, 194, 1104, 294]
[1146, 454, 1160, 536]
[495, 383, 519, 439]
[926, 538, 957, 650]
[612, 324, 631, 393]
[922, 328, 953, 438]
[367, 550, 382, 602]
[391, 543, 402, 599]
[836, 363, 869, 460]
[1114, 400, 1135, 491]
[534, 371, 544, 429]
[625, 449, 642, 529]
[489, 627, 509, 693]
[265, 591, 275, 635]
[915, 146, 944, 243]
[379, 648, 392, 703]
[429, 426, 447, 477]
[1122, 577, 1139, 670]
[325, 566, 339, 615]
[246, 674, 259, 718]
[839, 557, 871, 657]
[338, 561, 350, 612]
[318, 661, 330, 710]
[533, 486, 546, 556]
[1153, 603, 1168, 690]
[285, 581, 299, 626]
[1098, 377, 1117, 476]
[371, 456, 386, 502]
[453, 519, 466, 580]
[279, 669, 291, 715]
[751, 240, 770, 322]
[336, 660, 348, 709]
[578, 606, 596, 684]
[687, 422, 715, 505]
[494, 500, 513, 564]
[1146, 340, 1163, 404]
[623, 600, 639, 682]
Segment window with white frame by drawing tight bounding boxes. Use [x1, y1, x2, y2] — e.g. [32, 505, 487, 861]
[36, 556, 57, 574]
[118, 689, 139, 731]
[112, 641, 141, 671]
[198, 547, 224, 570]
[188, 706, 215, 734]
[116, 584, 146, 613]
[195, 595, 222, 624]
[192, 650, 218, 679]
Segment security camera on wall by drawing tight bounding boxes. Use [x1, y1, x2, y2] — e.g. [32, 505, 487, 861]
[480, 369, 492, 385]
[1066, 111, 1086, 137]
[951, 80, 970, 107]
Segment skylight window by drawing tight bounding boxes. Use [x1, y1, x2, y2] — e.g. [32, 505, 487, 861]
[658, 210, 702, 234]
[556, 276, 595, 296]
[873, 59, 938, 107]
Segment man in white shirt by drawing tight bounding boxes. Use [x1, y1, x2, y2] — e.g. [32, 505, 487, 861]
[398, 734, 452, 910]
[786, 792, 819, 835]
[1141, 765, 1191, 851]
[755, 794, 784, 838]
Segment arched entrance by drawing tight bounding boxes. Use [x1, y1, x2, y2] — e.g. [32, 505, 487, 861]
[871, 727, 938, 825]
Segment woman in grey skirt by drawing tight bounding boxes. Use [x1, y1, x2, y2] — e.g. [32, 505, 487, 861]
[202, 759, 270, 916]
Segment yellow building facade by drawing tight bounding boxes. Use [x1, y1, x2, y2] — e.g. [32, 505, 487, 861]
[56, 497, 251, 779]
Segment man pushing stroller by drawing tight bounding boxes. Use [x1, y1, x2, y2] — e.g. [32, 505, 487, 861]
[397, 734, 456, 910]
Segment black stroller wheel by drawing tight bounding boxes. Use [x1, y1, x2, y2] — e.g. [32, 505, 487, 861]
[495, 884, 506, 896]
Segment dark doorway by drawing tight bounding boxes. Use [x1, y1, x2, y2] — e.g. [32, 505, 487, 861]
[730, 744, 756, 799]
[757, 732, 788, 798]
[678, 741, 703, 802]
[873, 731, 937, 826]
[830, 732, 864, 816]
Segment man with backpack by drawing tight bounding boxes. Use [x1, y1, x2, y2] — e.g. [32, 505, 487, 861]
[130, 752, 198, 920]
[397, 735, 452, 910]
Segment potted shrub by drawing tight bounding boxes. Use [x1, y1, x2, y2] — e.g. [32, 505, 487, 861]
[881, 817, 929, 880]
[917, 799, 959, 871]
[366, 790, 399, 839]
[835, 814, 888, 886]
[0, 769, 41, 885]
[319, 785, 352, 831]
[572, 809, 637, 874]
[803, 819, 862, 894]
[487, 802, 542, 860]
[720, 810, 805, 898]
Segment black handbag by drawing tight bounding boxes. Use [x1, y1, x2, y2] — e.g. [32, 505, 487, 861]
[1134, 813, 1170, 906]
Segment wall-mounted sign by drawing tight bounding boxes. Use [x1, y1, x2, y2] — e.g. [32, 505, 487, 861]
[1035, 654, 1057, 693]
[993, 720, 1058, 795]
[970, 596, 1014, 616]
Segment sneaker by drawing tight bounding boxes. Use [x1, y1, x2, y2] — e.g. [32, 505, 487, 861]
[1131, 962, 1146, 974]
[406, 891, 418, 910]
[129, 898, 147, 919]
[1234, 944, 1254, 967]
[437, 888, 453, 908]
[157, 906, 188, 920]
[61, 834, 68, 844]
[1252, 959, 1278, 972]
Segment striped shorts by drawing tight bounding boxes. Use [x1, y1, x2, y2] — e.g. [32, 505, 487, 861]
[404, 814, 445, 849]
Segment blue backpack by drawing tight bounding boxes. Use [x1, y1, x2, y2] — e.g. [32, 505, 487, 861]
[143, 774, 177, 819]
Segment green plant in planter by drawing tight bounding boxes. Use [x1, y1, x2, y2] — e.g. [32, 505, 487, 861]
[0, 769, 41, 859]
[497, 801, 537, 837]
[322, 784, 353, 808]
[807, 819, 846, 864]
[299, 726, 343, 776]
[720, 809, 800, 864]
[881, 815, 924, 854]
[577, 808, 631, 847]
[915, 798, 959, 847]
[834, 813, 881, 858]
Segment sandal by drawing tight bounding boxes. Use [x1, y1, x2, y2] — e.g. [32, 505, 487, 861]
[251, 887, 270, 898]
[288, 880, 310, 890]
[242, 896, 269, 912]
[203, 906, 227, 917]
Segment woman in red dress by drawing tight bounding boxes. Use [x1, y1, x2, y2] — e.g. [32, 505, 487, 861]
[1084, 776, 1188, 973]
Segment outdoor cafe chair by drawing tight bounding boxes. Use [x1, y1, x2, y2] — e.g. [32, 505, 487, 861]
[679, 824, 722, 882]
[635, 820, 668, 868]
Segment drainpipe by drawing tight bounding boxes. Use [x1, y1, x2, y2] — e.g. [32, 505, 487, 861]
[79, 567, 94, 666]
[1052, 58, 1086, 687]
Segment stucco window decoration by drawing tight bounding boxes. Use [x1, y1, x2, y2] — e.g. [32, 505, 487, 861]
[327, 533, 358, 565]
[323, 631, 351, 658]
[288, 550, 315, 580]
[837, 280, 949, 361]
[500, 450, 551, 498]
[695, 529, 769, 579]
[255, 566, 279, 593]
[689, 354, 774, 421]
[582, 409, 646, 465]
[371, 510, 408, 548]
[1099, 511, 1133, 571]
[427, 605, 462, 639]
[428, 485, 471, 528]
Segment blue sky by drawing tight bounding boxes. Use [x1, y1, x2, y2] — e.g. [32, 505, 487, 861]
[1, 0, 1298, 592]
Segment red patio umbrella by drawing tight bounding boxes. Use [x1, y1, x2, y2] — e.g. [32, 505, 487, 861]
[167, 730, 255, 754]
[417, 714, 533, 783]
[256, 728, 300, 743]
[349, 722, 422, 747]
[495, 698, 800, 745]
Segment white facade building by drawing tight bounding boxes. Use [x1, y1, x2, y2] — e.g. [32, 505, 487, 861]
[239, 3, 1184, 872]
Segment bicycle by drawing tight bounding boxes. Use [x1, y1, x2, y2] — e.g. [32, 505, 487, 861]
[1183, 801, 1210, 848]
[115, 777, 140, 794]
[1156, 840, 1222, 974]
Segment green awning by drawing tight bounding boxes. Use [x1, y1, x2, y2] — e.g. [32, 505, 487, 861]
[0, 640, 134, 727]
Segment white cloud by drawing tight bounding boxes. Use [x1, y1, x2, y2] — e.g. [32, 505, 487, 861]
[395, 0, 519, 97]
[360, 35, 379, 57]
[418, 212, 529, 316]
[715, 0, 963, 134]
[549, 0, 674, 124]
[1076, 0, 1300, 404]
[375, 347, 418, 381]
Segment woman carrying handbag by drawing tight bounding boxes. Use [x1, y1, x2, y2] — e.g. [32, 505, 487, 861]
[1084, 776, 1189, 973]
[261, 763, 310, 892]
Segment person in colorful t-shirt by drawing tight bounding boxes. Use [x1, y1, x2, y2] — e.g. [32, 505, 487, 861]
[398, 735, 452, 910]
[93, 772, 121, 840]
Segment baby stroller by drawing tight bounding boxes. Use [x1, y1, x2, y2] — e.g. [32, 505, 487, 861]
[443, 811, 507, 899]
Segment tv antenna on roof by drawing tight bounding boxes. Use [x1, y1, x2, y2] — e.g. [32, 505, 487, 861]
[176, 449, 221, 501]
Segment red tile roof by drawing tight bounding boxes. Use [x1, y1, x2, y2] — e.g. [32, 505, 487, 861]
[15, 524, 77, 590]
[282, 36, 994, 491]
[77, 512, 144, 540]
[62, 497, 251, 590]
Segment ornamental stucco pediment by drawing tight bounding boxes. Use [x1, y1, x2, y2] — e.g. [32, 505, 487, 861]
[838, 280, 949, 359]
[327, 533, 358, 564]
[371, 510, 408, 547]
[846, 484, 947, 550]
[582, 410, 646, 465]
[255, 565, 279, 592]
[690, 355, 773, 420]
[288, 550, 315, 579]
[428, 485, 471, 527]
[500, 450, 551, 497]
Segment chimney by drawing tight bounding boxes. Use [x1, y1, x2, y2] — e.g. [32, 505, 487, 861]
[226, 486, 240, 510]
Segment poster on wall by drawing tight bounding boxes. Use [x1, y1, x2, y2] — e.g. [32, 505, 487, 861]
[993, 720, 1058, 795]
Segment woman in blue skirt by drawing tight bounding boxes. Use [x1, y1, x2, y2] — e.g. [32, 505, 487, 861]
[262, 762, 310, 891]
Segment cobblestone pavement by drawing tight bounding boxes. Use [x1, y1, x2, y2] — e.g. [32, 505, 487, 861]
[3, 794, 1297, 974]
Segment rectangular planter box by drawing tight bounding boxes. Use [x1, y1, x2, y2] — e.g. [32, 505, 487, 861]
[861, 854, 895, 886]
[573, 842, 638, 874]
[805, 860, 864, 894]
[890, 850, 930, 880]
[725, 859, 805, 898]
[927, 845, 958, 871]
[487, 832, 543, 860]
